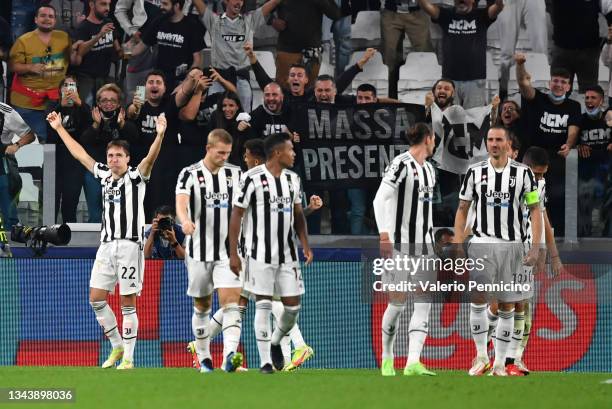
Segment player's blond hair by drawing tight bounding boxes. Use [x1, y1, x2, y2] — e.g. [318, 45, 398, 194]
[207, 128, 233, 147]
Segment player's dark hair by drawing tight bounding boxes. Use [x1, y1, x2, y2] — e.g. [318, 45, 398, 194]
[356, 83, 377, 97]
[584, 84, 605, 98]
[154, 205, 175, 217]
[214, 91, 243, 129]
[59, 74, 79, 90]
[289, 64, 307, 74]
[106, 139, 131, 156]
[488, 125, 510, 140]
[434, 228, 454, 244]
[406, 123, 432, 145]
[146, 69, 167, 85]
[264, 133, 291, 159]
[523, 146, 549, 167]
[550, 67, 571, 80]
[432, 78, 456, 93]
[501, 99, 520, 114]
[244, 138, 265, 160]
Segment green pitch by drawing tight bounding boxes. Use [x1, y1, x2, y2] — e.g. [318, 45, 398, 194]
[0, 367, 611, 409]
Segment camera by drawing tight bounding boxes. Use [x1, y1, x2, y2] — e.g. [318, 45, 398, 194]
[157, 217, 173, 232]
[11, 223, 72, 246]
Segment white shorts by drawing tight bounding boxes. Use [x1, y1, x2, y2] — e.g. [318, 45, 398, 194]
[381, 250, 437, 300]
[467, 236, 529, 302]
[185, 256, 243, 298]
[90, 240, 144, 296]
[243, 257, 304, 298]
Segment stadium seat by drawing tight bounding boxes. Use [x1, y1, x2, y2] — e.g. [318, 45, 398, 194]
[250, 51, 276, 90]
[349, 51, 388, 97]
[350, 11, 381, 49]
[398, 52, 441, 91]
[19, 173, 39, 203]
[598, 60, 610, 91]
[319, 61, 335, 77]
[398, 89, 429, 106]
[15, 143, 43, 168]
[486, 51, 499, 99]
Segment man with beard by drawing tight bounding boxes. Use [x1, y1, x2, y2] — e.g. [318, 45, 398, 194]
[9, 4, 74, 142]
[75, 0, 123, 106]
[240, 82, 292, 139]
[133, 0, 205, 91]
[516, 52, 581, 236]
[246, 43, 377, 105]
[418, 0, 504, 109]
[576, 85, 612, 237]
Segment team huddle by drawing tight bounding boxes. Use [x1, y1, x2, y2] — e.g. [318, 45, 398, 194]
[46, 106, 563, 375]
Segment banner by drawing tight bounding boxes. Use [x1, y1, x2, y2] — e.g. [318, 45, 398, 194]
[430, 104, 492, 175]
[291, 103, 425, 190]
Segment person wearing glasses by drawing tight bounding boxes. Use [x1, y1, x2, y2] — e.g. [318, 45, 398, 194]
[8, 4, 75, 142]
[80, 83, 139, 223]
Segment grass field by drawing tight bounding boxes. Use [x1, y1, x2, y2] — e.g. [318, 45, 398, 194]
[0, 367, 611, 409]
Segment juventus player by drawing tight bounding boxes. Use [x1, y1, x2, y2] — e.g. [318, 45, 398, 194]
[229, 133, 313, 374]
[47, 110, 168, 370]
[373, 123, 437, 377]
[175, 129, 243, 373]
[453, 126, 542, 376]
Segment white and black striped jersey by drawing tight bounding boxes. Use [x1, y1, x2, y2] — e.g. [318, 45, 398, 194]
[381, 151, 435, 254]
[175, 161, 242, 262]
[233, 164, 302, 265]
[459, 158, 539, 242]
[523, 178, 546, 245]
[94, 162, 148, 243]
[0, 102, 31, 144]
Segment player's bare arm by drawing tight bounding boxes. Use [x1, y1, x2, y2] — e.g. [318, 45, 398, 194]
[229, 206, 245, 275]
[293, 203, 313, 265]
[176, 194, 195, 235]
[138, 113, 167, 178]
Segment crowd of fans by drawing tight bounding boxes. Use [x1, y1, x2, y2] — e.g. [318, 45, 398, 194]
[0, 0, 611, 238]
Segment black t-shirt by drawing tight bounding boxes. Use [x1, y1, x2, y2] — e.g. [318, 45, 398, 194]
[135, 94, 180, 149]
[579, 110, 611, 150]
[433, 7, 494, 81]
[45, 102, 92, 144]
[178, 92, 221, 146]
[522, 89, 581, 150]
[0, 16, 11, 77]
[249, 105, 293, 138]
[551, 0, 601, 49]
[81, 118, 140, 163]
[142, 15, 205, 81]
[75, 20, 116, 77]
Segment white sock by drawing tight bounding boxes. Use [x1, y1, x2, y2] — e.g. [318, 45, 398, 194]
[407, 303, 431, 365]
[271, 300, 284, 322]
[281, 330, 292, 363]
[381, 303, 405, 360]
[271, 305, 300, 345]
[516, 304, 532, 361]
[209, 308, 224, 340]
[493, 309, 514, 368]
[507, 311, 525, 361]
[288, 323, 306, 349]
[255, 300, 272, 367]
[192, 307, 211, 360]
[90, 301, 123, 349]
[121, 306, 138, 362]
[222, 303, 242, 358]
[470, 303, 488, 359]
[486, 306, 498, 345]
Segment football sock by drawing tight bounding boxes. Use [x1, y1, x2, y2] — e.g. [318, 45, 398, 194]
[493, 309, 514, 368]
[222, 303, 242, 357]
[208, 308, 224, 339]
[382, 303, 405, 360]
[255, 300, 272, 366]
[516, 303, 532, 361]
[271, 305, 301, 345]
[506, 310, 525, 365]
[487, 306, 498, 344]
[407, 302, 431, 365]
[192, 307, 211, 360]
[90, 301, 123, 349]
[288, 322, 306, 349]
[121, 306, 138, 362]
[470, 303, 489, 358]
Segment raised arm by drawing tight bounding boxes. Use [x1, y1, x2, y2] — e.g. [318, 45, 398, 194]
[46, 111, 96, 172]
[261, 0, 284, 18]
[192, 0, 207, 15]
[416, 0, 440, 19]
[515, 53, 535, 101]
[179, 77, 212, 121]
[488, 0, 504, 19]
[336, 48, 376, 94]
[138, 113, 167, 177]
[245, 42, 274, 90]
[175, 68, 203, 108]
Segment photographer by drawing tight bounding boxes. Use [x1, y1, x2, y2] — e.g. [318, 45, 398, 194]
[144, 205, 185, 259]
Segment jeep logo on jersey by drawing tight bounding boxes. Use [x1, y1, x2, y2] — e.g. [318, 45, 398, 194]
[371, 267, 596, 371]
[448, 19, 477, 33]
[540, 112, 569, 129]
[222, 34, 245, 42]
[205, 192, 229, 201]
[485, 191, 510, 199]
[269, 195, 292, 205]
[418, 186, 434, 194]
[106, 188, 122, 197]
